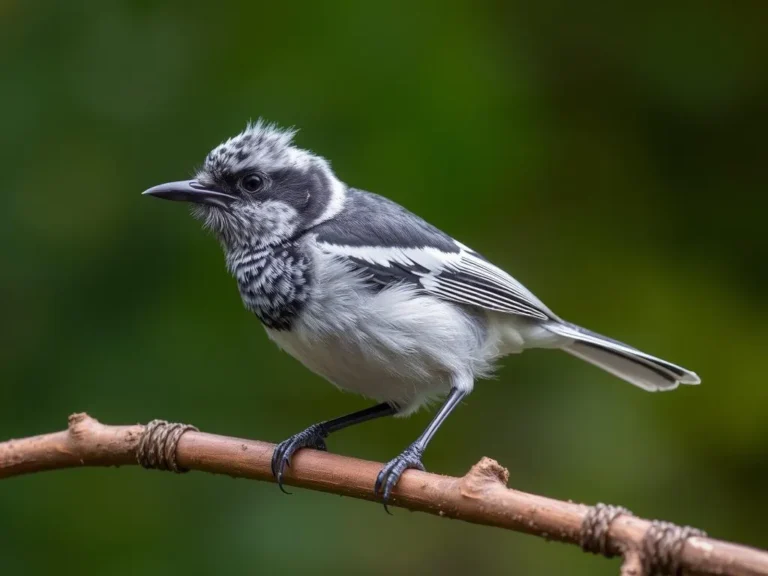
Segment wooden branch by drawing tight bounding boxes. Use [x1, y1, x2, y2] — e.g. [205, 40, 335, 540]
[2, 414, 767, 576]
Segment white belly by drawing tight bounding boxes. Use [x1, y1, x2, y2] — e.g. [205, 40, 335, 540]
[266, 287, 491, 413]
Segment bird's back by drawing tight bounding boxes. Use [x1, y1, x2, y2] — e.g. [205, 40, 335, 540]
[310, 188, 461, 252]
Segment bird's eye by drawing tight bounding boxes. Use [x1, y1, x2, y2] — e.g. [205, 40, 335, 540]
[239, 173, 264, 193]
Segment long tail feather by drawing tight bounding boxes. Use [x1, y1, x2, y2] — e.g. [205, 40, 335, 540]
[545, 322, 700, 392]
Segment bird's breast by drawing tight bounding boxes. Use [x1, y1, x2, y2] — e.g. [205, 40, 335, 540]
[227, 244, 311, 330]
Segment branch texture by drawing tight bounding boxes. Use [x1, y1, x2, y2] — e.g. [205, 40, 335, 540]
[2, 413, 766, 576]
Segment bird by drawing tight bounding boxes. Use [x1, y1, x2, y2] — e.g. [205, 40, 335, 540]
[143, 120, 700, 507]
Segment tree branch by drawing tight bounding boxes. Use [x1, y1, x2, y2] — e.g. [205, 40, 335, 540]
[2, 413, 766, 576]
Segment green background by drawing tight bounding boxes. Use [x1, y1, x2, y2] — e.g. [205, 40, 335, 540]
[2, 2, 766, 574]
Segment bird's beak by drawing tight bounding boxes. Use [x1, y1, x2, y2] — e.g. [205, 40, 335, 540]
[142, 180, 237, 209]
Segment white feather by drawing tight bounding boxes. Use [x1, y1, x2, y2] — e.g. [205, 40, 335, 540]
[308, 160, 347, 228]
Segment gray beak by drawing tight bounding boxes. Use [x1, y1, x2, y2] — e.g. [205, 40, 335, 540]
[142, 180, 237, 209]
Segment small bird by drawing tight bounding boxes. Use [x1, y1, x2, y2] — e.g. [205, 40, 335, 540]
[143, 120, 700, 506]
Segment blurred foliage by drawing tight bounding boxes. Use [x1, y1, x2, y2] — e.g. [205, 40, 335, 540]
[1, 1, 767, 574]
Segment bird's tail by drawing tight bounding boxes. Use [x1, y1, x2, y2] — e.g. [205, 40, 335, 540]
[544, 322, 700, 392]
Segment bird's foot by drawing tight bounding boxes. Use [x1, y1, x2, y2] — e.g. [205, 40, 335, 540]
[271, 423, 328, 493]
[374, 444, 425, 512]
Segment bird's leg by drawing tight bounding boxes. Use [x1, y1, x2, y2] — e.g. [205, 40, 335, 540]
[271, 402, 396, 492]
[374, 387, 467, 510]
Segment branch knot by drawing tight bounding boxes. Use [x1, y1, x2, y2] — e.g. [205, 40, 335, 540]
[580, 502, 633, 556]
[642, 520, 707, 576]
[136, 419, 198, 473]
[459, 457, 509, 499]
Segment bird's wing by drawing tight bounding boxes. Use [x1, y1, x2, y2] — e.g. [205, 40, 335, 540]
[316, 240, 554, 320]
[313, 189, 555, 321]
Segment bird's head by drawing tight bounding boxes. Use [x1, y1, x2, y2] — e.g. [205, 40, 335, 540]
[143, 120, 346, 248]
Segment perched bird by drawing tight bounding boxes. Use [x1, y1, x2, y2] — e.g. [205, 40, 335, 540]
[143, 120, 700, 506]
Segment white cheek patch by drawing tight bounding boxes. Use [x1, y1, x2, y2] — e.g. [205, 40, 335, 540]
[193, 201, 301, 247]
[244, 201, 300, 242]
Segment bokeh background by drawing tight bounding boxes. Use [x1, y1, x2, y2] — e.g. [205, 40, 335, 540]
[2, 2, 767, 574]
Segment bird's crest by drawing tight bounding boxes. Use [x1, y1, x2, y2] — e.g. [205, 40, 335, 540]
[202, 119, 307, 177]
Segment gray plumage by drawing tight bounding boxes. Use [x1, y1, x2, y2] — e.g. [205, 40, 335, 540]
[143, 120, 700, 505]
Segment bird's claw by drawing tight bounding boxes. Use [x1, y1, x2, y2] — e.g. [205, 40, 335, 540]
[374, 444, 425, 513]
[271, 423, 328, 493]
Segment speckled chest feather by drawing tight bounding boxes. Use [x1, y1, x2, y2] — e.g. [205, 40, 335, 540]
[227, 244, 311, 330]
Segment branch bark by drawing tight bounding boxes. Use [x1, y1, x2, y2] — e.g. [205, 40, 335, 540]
[2, 413, 766, 576]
